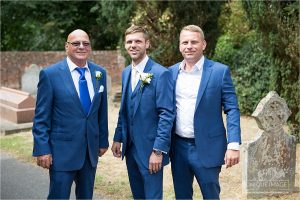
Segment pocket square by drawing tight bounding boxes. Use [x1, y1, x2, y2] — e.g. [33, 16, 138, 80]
[98, 85, 104, 93]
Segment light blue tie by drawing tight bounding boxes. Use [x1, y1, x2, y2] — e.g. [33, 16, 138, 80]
[75, 67, 91, 115]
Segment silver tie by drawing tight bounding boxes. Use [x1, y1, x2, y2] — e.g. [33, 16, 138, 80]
[131, 66, 138, 91]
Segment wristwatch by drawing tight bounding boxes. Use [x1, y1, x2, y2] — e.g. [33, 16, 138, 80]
[153, 150, 162, 157]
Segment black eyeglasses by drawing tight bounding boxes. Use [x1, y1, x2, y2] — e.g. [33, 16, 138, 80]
[67, 41, 91, 47]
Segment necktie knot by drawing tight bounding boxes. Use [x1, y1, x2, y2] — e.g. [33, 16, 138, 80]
[132, 66, 139, 91]
[76, 67, 86, 78]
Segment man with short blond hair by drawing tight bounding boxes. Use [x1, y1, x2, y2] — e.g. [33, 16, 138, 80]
[169, 25, 241, 199]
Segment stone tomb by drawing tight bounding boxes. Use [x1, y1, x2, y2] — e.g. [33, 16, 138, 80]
[0, 87, 36, 123]
[243, 91, 296, 198]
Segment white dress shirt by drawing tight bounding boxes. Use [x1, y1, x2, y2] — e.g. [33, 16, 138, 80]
[67, 57, 94, 101]
[175, 56, 239, 150]
[131, 55, 149, 91]
[175, 57, 204, 138]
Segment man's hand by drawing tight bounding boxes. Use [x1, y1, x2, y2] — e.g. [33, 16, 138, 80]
[149, 152, 163, 174]
[37, 154, 52, 169]
[99, 148, 108, 157]
[111, 142, 122, 158]
[224, 149, 240, 168]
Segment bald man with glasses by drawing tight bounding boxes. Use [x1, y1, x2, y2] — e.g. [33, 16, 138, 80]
[32, 29, 109, 199]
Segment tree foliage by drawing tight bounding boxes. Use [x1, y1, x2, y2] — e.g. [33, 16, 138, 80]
[242, 0, 299, 140]
[214, 0, 299, 140]
[1, 1, 133, 50]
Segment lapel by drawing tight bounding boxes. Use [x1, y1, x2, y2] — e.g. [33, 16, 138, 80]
[172, 63, 181, 82]
[58, 59, 85, 115]
[88, 63, 99, 95]
[120, 66, 131, 115]
[87, 62, 100, 116]
[195, 58, 213, 111]
[132, 58, 153, 118]
[173, 63, 181, 107]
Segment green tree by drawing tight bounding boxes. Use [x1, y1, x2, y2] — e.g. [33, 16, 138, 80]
[242, 0, 299, 141]
[214, 0, 299, 141]
[214, 1, 274, 115]
[1, 1, 132, 50]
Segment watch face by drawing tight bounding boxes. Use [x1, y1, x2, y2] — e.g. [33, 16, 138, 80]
[154, 150, 162, 156]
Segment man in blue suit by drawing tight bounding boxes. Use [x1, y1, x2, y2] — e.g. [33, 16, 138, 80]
[169, 25, 241, 199]
[111, 25, 174, 199]
[32, 29, 109, 199]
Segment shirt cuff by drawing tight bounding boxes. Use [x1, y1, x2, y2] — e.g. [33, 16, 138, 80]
[153, 148, 167, 154]
[227, 142, 240, 150]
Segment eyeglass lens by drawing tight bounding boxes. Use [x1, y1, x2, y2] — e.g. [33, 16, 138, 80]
[68, 41, 90, 47]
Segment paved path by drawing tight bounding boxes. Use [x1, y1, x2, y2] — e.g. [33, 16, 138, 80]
[0, 152, 78, 199]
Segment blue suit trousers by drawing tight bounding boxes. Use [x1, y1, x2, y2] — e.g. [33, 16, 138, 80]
[126, 144, 163, 199]
[171, 135, 221, 200]
[48, 152, 96, 199]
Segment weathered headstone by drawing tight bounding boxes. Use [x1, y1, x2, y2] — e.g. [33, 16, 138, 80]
[0, 87, 36, 123]
[21, 64, 41, 96]
[243, 91, 296, 198]
[106, 74, 112, 95]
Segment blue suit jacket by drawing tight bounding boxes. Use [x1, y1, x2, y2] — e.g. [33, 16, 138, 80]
[32, 58, 109, 171]
[169, 58, 241, 168]
[114, 58, 174, 168]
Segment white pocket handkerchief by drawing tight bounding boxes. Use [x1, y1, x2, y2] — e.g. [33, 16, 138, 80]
[98, 85, 104, 93]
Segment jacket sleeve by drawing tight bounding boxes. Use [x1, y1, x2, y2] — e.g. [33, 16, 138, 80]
[32, 70, 53, 156]
[221, 66, 241, 144]
[153, 69, 175, 152]
[113, 73, 125, 143]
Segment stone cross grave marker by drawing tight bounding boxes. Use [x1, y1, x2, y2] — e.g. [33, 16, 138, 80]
[243, 91, 296, 198]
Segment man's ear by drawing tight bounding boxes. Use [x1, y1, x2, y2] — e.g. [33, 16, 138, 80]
[65, 42, 69, 52]
[146, 40, 150, 49]
[202, 40, 207, 51]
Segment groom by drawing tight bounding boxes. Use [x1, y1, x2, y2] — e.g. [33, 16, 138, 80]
[111, 25, 174, 199]
[32, 29, 109, 199]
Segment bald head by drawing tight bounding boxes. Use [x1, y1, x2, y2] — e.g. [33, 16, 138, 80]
[67, 29, 90, 42]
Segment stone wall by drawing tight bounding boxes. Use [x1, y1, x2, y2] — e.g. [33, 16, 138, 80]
[1, 51, 125, 89]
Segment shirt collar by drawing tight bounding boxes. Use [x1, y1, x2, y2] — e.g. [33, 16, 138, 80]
[132, 55, 149, 73]
[67, 57, 89, 72]
[179, 56, 205, 72]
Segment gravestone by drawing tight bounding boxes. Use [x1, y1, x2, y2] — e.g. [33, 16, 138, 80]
[243, 91, 296, 198]
[0, 87, 36, 123]
[21, 64, 41, 96]
[106, 74, 112, 95]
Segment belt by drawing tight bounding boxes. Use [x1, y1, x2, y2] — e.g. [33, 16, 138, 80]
[175, 134, 195, 143]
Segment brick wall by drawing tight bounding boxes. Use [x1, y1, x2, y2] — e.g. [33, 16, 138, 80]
[0, 51, 125, 89]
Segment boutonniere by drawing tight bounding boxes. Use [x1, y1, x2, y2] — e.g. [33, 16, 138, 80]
[95, 71, 102, 81]
[139, 72, 153, 91]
